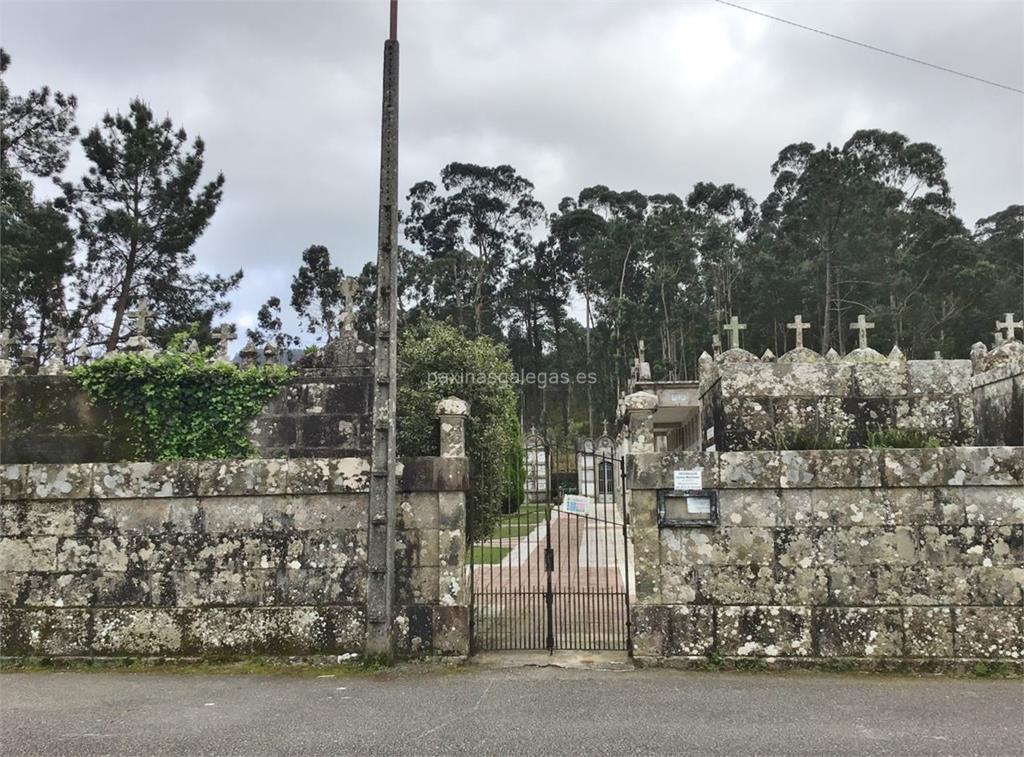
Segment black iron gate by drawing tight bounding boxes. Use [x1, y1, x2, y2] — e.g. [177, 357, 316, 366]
[468, 435, 632, 653]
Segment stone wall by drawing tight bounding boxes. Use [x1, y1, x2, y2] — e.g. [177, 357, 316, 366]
[0, 456, 469, 660]
[627, 446, 1023, 670]
[0, 376, 135, 464]
[250, 336, 375, 458]
[0, 336, 376, 464]
[699, 352, 975, 451]
[972, 342, 1023, 447]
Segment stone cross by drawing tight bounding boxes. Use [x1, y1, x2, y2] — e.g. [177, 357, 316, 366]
[340, 277, 358, 335]
[850, 314, 875, 350]
[0, 329, 12, 360]
[723, 316, 746, 350]
[996, 312, 1022, 341]
[528, 425, 537, 438]
[787, 314, 810, 349]
[213, 323, 237, 359]
[46, 327, 69, 358]
[129, 298, 154, 336]
[601, 419, 609, 437]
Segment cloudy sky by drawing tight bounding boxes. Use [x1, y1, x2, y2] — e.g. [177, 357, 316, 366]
[3, 0, 1022, 335]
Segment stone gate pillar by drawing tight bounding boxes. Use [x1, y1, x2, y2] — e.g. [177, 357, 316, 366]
[624, 391, 658, 453]
[436, 397, 469, 457]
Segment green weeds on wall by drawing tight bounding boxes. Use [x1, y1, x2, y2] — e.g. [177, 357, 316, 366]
[72, 339, 290, 460]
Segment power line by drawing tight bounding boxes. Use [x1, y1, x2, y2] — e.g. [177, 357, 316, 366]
[712, 0, 1024, 95]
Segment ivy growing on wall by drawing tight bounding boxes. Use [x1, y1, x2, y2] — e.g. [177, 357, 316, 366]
[72, 340, 291, 460]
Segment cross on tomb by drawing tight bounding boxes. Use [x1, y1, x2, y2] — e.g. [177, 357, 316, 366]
[0, 329, 12, 360]
[213, 323, 237, 357]
[996, 312, 1022, 341]
[129, 298, 154, 336]
[850, 314, 875, 350]
[787, 314, 810, 350]
[46, 327, 69, 357]
[528, 425, 537, 438]
[340, 277, 358, 333]
[601, 419, 609, 437]
[723, 316, 746, 350]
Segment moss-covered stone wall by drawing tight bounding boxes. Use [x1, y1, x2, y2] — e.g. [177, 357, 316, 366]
[628, 446, 1023, 671]
[698, 357, 975, 451]
[0, 457, 468, 660]
[0, 376, 135, 464]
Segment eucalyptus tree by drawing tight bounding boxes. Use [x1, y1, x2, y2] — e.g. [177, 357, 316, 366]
[404, 163, 545, 336]
[290, 244, 345, 342]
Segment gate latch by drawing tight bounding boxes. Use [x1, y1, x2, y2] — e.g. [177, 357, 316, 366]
[544, 547, 554, 572]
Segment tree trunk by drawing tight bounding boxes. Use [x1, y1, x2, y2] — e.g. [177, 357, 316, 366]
[472, 248, 487, 336]
[584, 276, 593, 438]
[822, 245, 832, 352]
[106, 185, 142, 352]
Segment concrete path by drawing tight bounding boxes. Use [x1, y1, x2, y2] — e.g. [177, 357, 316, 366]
[2, 666, 1021, 756]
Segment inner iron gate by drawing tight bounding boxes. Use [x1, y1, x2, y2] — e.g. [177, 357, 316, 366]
[468, 438, 632, 653]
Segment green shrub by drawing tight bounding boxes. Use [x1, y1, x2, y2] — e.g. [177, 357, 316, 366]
[866, 426, 941, 449]
[396, 320, 521, 540]
[770, 426, 849, 450]
[72, 338, 290, 460]
[972, 661, 1014, 678]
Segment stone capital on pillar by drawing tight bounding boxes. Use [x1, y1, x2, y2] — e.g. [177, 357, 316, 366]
[624, 390, 658, 453]
[436, 396, 469, 458]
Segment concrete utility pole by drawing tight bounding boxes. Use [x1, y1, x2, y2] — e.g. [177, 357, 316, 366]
[366, 0, 400, 659]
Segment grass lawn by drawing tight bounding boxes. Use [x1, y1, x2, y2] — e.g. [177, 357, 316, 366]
[470, 545, 511, 565]
[485, 505, 551, 541]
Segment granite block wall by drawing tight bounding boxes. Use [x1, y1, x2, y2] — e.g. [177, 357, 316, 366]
[0, 376, 135, 464]
[972, 342, 1023, 446]
[0, 457, 469, 659]
[249, 336, 375, 458]
[699, 358, 976, 451]
[627, 446, 1024, 669]
[0, 335, 376, 464]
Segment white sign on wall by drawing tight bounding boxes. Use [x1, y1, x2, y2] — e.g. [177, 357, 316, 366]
[673, 468, 703, 491]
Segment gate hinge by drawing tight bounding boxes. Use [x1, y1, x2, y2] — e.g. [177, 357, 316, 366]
[544, 547, 554, 572]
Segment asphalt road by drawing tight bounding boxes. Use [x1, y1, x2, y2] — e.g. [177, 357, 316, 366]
[1, 665, 1021, 756]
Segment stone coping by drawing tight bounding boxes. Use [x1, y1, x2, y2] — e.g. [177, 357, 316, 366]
[2, 456, 470, 501]
[699, 359, 973, 397]
[628, 446, 1024, 489]
[972, 361, 1023, 389]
